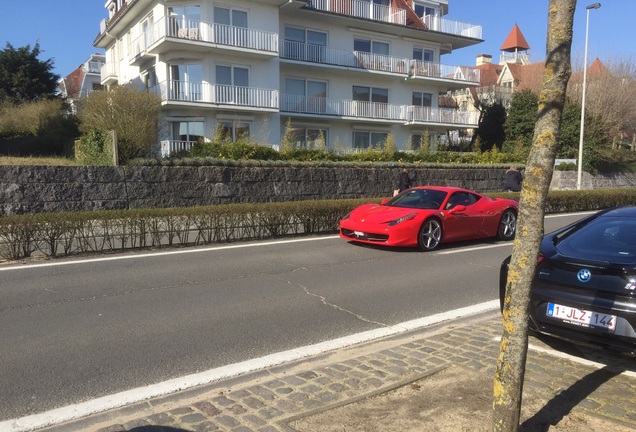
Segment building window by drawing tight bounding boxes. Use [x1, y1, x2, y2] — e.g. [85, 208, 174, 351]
[169, 63, 202, 101]
[284, 78, 327, 113]
[354, 38, 389, 55]
[413, 1, 437, 17]
[168, 5, 200, 38]
[413, 47, 434, 62]
[411, 134, 422, 150]
[353, 131, 388, 149]
[284, 26, 327, 62]
[288, 127, 328, 149]
[412, 91, 433, 107]
[353, 86, 388, 104]
[214, 6, 248, 46]
[216, 65, 249, 104]
[143, 67, 157, 90]
[353, 86, 389, 118]
[172, 121, 204, 143]
[218, 120, 250, 142]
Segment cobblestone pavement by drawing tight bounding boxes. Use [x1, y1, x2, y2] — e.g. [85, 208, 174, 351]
[36, 311, 636, 432]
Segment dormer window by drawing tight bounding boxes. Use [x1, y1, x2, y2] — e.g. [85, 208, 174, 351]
[413, 1, 438, 18]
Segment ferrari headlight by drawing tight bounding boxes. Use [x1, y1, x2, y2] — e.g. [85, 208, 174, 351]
[388, 212, 416, 226]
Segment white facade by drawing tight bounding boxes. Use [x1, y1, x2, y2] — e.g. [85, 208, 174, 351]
[94, 0, 483, 156]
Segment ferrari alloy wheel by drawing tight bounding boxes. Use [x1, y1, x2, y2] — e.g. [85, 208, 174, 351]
[418, 219, 442, 251]
[497, 210, 517, 240]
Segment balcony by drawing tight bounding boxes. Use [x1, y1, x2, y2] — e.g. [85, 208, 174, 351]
[160, 140, 197, 157]
[129, 16, 278, 64]
[280, 41, 480, 85]
[305, 0, 406, 25]
[422, 15, 482, 39]
[100, 62, 118, 85]
[150, 80, 279, 111]
[281, 94, 478, 127]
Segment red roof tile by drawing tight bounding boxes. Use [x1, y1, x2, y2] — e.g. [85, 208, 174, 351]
[500, 24, 530, 52]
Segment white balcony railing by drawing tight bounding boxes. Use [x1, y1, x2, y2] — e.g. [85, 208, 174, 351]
[100, 62, 118, 83]
[407, 105, 480, 125]
[86, 61, 105, 74]
[161, 140, 198, 157]
[423, 15, 482, 39]
[129, 16, 278, 60]
[280, 41, 480, 84]
[150, 80, 278, 109]
[281, 94, 479, 126]
[409, 60, 480, 83]
[307, 0, 406, 25]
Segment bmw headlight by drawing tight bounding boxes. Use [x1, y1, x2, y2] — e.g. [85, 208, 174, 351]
[388, 212, 416, 227]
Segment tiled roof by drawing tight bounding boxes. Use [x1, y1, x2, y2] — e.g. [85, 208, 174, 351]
[500, 24, 530, 52]
[475, 62, 503, 87]
[60, 67, 84, 99]
[512, 62, 545, 93]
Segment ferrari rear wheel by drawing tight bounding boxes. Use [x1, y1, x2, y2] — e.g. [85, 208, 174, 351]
[497, 209, 517, 240]
[418, 218, 442, 251]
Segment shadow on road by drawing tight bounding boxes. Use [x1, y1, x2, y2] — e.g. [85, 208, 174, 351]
[520, 365, 623, 432]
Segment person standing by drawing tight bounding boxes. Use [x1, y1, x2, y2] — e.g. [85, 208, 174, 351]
[504, 166, 523, 192]
[398, 167, 413, 193]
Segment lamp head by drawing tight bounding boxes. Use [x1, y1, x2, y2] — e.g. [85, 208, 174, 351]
[586, 3, 601, 9]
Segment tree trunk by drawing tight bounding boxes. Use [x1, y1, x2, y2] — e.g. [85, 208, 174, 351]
[491, 1, 576, 431]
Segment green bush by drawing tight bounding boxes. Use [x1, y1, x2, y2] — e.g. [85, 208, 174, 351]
[75, 130, 113, 166]
[555, 162, 577, 171]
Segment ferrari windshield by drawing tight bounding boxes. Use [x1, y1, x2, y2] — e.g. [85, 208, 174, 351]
[555, 215, 636, 265]
[387, 189, 447, 210]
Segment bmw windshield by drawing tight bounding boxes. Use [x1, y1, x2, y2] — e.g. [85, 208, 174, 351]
[387, 189, 447, 210]
[555, 215, 636, 265]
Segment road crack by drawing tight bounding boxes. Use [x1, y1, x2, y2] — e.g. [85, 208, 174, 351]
[290, 280, 389, 327]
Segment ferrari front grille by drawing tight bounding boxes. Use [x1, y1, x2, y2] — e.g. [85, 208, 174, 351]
[341, 228, 388, 242]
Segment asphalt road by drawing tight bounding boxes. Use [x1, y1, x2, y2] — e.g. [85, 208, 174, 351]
[0, 212, 589, 421]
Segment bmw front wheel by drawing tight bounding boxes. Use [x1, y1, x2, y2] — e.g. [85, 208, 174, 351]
[418, 219, 442, 251]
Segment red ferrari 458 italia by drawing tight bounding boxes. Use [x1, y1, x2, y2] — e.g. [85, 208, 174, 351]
[339, 186, 518, 251]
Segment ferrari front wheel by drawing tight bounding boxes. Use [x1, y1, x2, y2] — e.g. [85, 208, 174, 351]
[418, 219, 442, 251]
[497, 209, 517, 240]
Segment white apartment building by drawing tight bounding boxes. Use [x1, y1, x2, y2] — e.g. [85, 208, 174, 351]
[94, 0, 483, 157]
[58, 53, 106, 114]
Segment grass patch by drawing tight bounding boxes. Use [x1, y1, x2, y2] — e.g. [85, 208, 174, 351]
[0, 156, 81, 166]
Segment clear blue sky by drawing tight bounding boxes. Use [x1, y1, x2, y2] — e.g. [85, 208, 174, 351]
[0, 0, 633, 79]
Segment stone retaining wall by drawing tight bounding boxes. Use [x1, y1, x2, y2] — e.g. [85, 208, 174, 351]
[0, 165, 508, 215]
[1, 165, 634, 215]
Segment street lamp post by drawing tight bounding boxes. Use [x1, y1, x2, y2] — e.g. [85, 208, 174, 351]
[577, 2, 601, 190]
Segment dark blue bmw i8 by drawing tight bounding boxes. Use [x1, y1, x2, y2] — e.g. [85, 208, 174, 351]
[500, 206, 636, 353]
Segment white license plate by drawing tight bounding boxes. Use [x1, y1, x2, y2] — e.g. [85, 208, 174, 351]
[546, 302, 616, 331]
[354, 231, 364, 237]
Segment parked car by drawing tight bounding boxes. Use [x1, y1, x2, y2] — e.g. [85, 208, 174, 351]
[499, 206, 636, 353]
[339, 186, 518, 251]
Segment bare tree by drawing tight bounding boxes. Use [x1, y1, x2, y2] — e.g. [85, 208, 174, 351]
[492, 1, 576, 431]
[569, 56, 636, 139]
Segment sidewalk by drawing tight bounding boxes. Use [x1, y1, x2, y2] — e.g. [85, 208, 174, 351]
[36, 311, 636, 432]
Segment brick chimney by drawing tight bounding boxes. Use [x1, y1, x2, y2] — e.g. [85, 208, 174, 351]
[476, 54, 492, 66]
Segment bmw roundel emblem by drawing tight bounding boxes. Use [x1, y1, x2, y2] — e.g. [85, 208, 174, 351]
[577, 268, 592, 283]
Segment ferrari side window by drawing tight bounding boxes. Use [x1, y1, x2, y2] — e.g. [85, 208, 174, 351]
[445, 192, 478, 210]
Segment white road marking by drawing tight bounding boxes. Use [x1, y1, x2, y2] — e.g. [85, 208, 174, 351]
[437, 243, 511, 255]
[0, 236, 341, 272]
[0, 300, 499, 432]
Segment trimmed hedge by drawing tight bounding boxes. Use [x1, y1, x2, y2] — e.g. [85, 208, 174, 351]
[1, 189, 635, 261]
